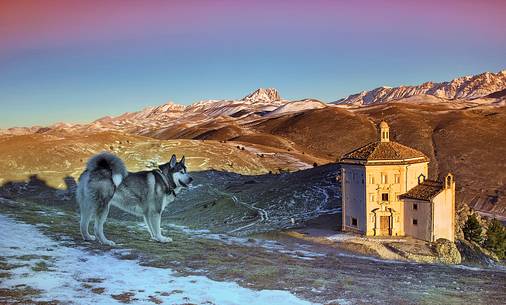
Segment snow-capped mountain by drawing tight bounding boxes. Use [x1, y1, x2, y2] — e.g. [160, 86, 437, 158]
[3, 69, 506, 136]
[0, 126, 44, 136]
[334, 70, 506, 105]
[267, 99, 327, 116]
[242, 88, 282, 102]
[30, 88, 293, 135]
[94, 102, 185, 124]
[182, 88, 288, 118]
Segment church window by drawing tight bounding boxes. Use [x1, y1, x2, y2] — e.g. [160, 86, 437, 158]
[394, 174, 400, 183]
[369, 175, 375, 184]
[381, 173, 388, 184]
[382, 193, 389, 201]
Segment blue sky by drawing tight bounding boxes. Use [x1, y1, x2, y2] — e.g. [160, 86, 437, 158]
[1, 0, 505, 128]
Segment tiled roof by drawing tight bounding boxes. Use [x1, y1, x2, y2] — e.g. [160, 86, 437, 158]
[400, 180, 444, 201]
[340, 141, 428, 163]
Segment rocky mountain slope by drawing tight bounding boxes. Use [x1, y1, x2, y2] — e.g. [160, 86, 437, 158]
[334, 70, 506, 105]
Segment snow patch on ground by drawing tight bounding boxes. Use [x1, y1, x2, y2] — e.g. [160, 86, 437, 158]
[0, 214, 319, 305]
[325, 234, 355, 242]
[164, 223, 326, 260]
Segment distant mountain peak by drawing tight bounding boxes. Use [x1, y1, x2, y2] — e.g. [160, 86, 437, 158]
[334, 69, 506, 105]
[153, 101, 186, 112]
[242, 88, 281, 102]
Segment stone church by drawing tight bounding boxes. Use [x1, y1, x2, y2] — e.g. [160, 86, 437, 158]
[339, 121, 455, 242]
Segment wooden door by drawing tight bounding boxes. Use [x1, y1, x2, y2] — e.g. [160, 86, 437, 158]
[380, 216, 391, 235]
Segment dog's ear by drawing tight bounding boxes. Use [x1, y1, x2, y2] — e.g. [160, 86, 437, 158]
[159, 154, 177, 175]
[180, 155, 185, 166]
[169, 154, 177, 168]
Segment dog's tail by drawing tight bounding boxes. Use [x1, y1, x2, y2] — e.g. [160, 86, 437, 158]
[85, 152, 128, 187]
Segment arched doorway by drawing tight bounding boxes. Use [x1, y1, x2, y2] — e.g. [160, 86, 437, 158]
[371, 208, 397, 236]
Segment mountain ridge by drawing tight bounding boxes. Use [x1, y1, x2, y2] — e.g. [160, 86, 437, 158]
[2, 70, 506, 134]
[333, 70, 506, 105]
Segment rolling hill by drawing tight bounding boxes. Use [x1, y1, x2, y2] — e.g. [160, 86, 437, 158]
[1, 70, 506, 222]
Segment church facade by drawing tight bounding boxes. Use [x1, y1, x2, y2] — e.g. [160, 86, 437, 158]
[340, 121, 455, 242]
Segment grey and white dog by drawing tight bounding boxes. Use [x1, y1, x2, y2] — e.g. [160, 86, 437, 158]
[76, 152, 192, 245]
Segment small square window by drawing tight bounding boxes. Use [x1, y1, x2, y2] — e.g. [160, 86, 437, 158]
[413, 219, 418, 225]
[369, 194, 375, 202]
[351, 217, 358, 226]
[382, 193, 389, 201]
[413, 203, 418, 210]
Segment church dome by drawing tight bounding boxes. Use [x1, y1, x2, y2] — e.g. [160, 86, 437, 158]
[340, 141, 428, 165]
[340, 121, 428, 165]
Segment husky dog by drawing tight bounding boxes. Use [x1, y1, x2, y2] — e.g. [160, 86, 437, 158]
[76, 152, 192, 245]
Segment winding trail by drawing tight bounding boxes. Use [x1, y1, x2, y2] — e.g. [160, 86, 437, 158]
[227, 195, 271, 234]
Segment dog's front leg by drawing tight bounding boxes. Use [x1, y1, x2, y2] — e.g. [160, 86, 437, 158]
[148, 211, 172, 243]
[143, 215, 155, 239]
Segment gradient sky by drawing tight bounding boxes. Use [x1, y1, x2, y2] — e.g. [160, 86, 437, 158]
[1, 0, 505, 128]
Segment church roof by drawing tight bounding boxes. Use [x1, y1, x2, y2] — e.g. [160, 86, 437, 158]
[340, 141, 428, 164]
[399, 180, 444, 202]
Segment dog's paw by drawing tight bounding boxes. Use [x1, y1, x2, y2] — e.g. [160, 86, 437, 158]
[84, 235, 96, 241]
[156, 236, 173, 243]
[100, 239, 116, 246]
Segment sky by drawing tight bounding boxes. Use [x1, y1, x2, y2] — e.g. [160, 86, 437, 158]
[1, 0, 505, 128]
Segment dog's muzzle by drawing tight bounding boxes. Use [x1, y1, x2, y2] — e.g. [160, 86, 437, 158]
[179, 177, 193, 188]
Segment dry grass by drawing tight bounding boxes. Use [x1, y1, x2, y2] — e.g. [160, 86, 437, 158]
[0, 132, 318, 190]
